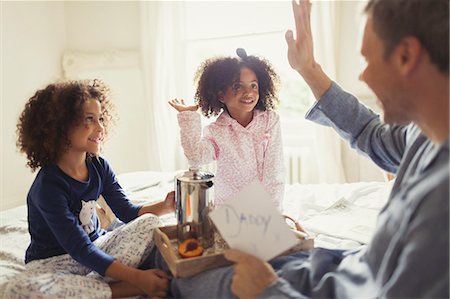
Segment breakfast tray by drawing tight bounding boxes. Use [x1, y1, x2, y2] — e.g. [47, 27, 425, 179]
[154, 223, 314, 278]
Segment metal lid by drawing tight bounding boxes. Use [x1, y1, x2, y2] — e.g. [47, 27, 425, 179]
[175, 167, 214, 183]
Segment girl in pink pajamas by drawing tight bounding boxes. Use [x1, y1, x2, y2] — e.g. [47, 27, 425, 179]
[169, 48, 285, 210]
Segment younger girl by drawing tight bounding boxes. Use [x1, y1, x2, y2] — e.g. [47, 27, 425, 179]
[169, 49, 285, 209]
[6, 79, 174, 298]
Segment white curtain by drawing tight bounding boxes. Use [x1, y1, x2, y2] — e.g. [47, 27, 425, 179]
[310, 0, 348, 183]
[140, 1, 187, 172]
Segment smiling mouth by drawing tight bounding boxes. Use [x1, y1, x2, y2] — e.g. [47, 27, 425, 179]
[88, 137, 102, 144]
[240, 99, 255, 104]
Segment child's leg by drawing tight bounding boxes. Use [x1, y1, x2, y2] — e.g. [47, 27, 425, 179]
[4, 214, 161, 298]
[4, 254, 111, 299]
[94, 213, 162, 270]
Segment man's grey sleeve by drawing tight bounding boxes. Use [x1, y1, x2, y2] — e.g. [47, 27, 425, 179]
[305, 82, 409, 174]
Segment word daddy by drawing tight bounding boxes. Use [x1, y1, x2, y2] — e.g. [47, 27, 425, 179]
[223, 204, 272, 238]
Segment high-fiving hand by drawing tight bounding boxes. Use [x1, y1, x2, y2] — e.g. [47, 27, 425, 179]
[285, 0, 331, 99]
[285, 0, 315, 75]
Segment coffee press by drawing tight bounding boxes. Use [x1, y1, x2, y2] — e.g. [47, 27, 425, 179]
[175, 167, 215, 248]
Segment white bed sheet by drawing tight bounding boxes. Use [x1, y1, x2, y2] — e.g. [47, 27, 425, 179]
[0, 171, 392, 296]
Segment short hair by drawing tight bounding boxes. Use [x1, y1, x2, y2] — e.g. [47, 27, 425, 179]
[17, 79, 116, 171]
[194, 55, 280, 118]
[365, 0, 449, 74]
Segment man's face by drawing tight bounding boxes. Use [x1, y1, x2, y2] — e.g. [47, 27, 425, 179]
[359, 18, 412, 125]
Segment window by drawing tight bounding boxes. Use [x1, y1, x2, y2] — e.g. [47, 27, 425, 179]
[182, 1, 314, 118]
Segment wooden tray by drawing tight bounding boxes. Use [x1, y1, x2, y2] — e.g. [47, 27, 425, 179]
[154, 225, 314, 278]
[154, 226, 231, 278]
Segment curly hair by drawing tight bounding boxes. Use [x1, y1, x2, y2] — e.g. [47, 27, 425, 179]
[194, 54, 280, 118]
[16, 79, 116, 171]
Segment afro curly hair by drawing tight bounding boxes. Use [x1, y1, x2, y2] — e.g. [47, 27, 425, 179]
[16, 79, 116, 171]
[194, 52, 280, 118]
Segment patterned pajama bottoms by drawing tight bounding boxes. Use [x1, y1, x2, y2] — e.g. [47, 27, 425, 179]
[4, 214, 161, 299]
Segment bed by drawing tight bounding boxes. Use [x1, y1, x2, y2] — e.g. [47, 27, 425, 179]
[0, 171, 392, 296]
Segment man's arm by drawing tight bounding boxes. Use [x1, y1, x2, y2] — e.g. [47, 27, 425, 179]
[306, 82, 408, 173]
[285, 0, 408, 173]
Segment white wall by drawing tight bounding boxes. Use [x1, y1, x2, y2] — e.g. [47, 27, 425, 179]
[63, 2, 152, 175]
[1, 2, 66, 210]
[64, 2, 140, 52]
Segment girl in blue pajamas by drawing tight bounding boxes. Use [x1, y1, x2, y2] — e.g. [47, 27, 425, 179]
[5, 79, 174, 298]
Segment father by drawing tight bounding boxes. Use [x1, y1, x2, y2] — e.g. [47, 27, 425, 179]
[170, 0, 449, 297]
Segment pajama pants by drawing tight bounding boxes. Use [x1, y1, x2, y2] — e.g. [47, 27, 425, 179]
[4, 213, 161, 299]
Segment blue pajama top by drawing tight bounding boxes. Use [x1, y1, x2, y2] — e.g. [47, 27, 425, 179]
[25, 157, 142, 276]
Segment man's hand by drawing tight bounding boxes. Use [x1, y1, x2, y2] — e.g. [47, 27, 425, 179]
[285, 0, 331, 99]
[168, 98, 198, 112]
[285, 0, 315, 75]
[224, 249, 278, 299]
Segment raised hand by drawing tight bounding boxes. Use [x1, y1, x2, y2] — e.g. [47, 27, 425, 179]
[168, 98, 198, 112]
[285, 0, 331, 99]
[285, 0, 315, 75]
[224, 249, 278, 299]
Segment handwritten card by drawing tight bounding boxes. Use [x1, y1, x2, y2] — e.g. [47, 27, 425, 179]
[209, 181, 299, 261]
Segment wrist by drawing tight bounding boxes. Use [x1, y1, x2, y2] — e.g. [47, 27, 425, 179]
[299, 63, 332, 100]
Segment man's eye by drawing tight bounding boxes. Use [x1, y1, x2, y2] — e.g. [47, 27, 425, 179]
[99, 117, 105, 123]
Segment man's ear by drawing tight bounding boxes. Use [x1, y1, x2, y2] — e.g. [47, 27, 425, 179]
[394, 36, 422, 76]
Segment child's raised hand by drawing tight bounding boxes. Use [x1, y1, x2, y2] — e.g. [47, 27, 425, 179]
[168, 98, 198, 112]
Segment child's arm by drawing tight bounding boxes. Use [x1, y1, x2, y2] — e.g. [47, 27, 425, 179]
[169, 99, 218, 166]
[137, 191, 175, 216]
[105, 260, 170, 298]
[262, 111, 285, 211]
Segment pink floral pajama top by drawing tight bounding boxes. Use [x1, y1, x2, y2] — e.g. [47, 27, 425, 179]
[177, 110, 285, 210]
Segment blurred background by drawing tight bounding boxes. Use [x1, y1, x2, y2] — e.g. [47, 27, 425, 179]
[1, 0, 385, 211]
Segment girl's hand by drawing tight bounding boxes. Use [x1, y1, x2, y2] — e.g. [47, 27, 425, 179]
[161, 191, 176, 214]
[138, 191, 175, 216]
[168, 98, 198, 112]
[136, 269, 170, 298]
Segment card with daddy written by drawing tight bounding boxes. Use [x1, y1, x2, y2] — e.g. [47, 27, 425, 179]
[209, 181, 299, 261]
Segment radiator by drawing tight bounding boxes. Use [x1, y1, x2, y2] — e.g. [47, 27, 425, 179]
[284, 147, 310, 184]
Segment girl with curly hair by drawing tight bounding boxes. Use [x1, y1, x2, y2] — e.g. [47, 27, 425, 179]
[7, 79, 174, 298]
[169, 49, 285, 209]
